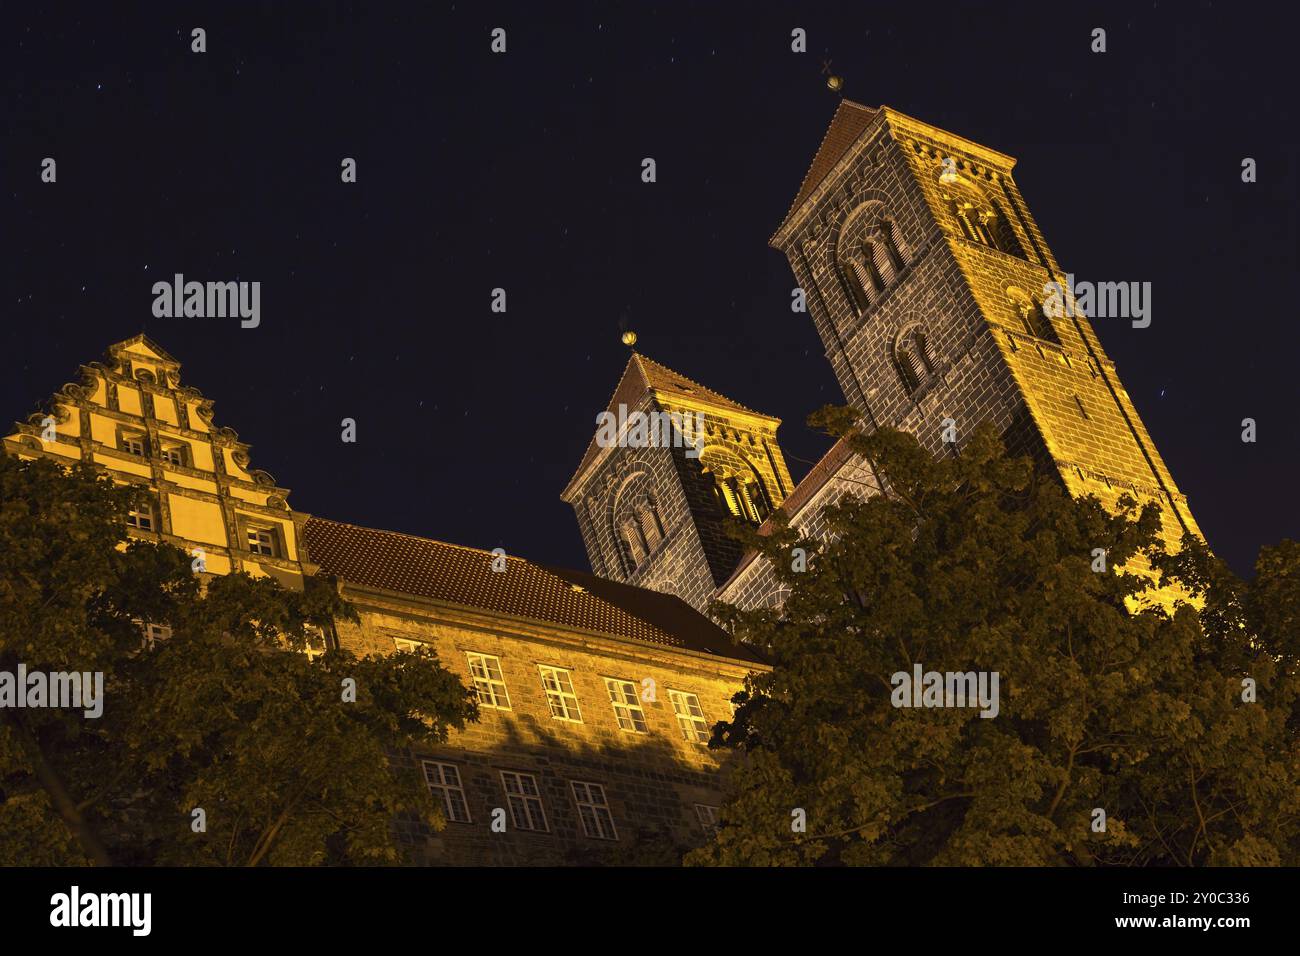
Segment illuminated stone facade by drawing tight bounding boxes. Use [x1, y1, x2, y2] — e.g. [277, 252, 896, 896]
[570, 103, 1202, 613]
[5, 335, 764, 866]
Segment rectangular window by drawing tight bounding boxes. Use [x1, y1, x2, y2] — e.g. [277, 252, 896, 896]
[303, 624, 328, 661]
[423, 761, 471, 824]
[694, 803, 720, 835]
[669, 690, 710, 744]
[246, 526, 278, 557]
[500, 771, 547, 832]
[570, 781, 617, 840]
[538, 665, 582, 722]
[159, 442, 188, 467]
[604, 678, 648, 733]
[467, 653, 511, 710]
[120, 432, 147, 457]
[392, 637, 422, 653]
[126, 503, 155, 532]
[140, 622, 172, 650]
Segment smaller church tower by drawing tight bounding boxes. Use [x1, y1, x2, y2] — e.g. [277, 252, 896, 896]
[562, 351, 794, 613]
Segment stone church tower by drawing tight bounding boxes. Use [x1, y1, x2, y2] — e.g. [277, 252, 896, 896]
[562, 353, 794, 613]
[570, 102, 1202, 611]
[770, 101, 1201, 554]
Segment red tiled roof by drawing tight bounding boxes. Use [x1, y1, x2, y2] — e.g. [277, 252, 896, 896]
[563, 352, 767, 498]
[773, 100, 880, 238]
[303, 516, 763, 664]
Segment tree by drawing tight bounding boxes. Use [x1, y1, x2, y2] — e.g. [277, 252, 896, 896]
[0, 453, 478, 865]
[687, 410, 1300, 866]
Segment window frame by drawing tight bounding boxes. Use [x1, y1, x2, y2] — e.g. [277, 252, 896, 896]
[244, 523, 280, 557]
[126, 499, 156, 532]
[118, 429, 148, 457]
[422, 760, 472, 824]
[538, 665, 583, 723]
[668, 689, 711, 744]
[499, 770, 548, 832]
[570, 781, 618, 841]
[694, 803, 721, 835]
[604, 677, 648, 733]
[139, 622, 172, 650]
[158, 441, 189, 468]
[467, 652, 512, 710]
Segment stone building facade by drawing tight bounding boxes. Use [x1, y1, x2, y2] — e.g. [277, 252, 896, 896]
[4, 335, 765, 866]
[566, 102, 1202, 614]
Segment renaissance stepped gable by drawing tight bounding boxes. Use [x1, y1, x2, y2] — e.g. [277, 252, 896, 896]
[5, 334, 764, 865]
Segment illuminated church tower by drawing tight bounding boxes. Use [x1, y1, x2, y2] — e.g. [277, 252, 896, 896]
[562, 352, 794, 613]
[769, 101, 1201, 556]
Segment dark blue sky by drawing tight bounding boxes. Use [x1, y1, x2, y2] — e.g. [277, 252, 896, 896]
[4, 1, 1297, 577]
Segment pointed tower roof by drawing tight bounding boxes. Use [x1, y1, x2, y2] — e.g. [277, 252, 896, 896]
[561, 353, 775, 501]
[773, 99, 881, 238]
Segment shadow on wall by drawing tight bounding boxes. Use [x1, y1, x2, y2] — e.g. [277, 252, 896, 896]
[393, 710, 730, 867]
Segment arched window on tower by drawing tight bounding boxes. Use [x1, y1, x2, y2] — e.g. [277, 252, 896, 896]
[619, 516, 647, 572]
[1006, 287, 1059, 344]
[940, 173, 1026, 259]
[865, 218, 906, 287]
[636, 496, 664, 553]
[700, 449, 770, 526]
[895, 327, 936, 395]
[838, 203, 909, 313]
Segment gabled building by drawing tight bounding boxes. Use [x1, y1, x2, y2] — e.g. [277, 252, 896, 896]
[4, 334, 765, 865]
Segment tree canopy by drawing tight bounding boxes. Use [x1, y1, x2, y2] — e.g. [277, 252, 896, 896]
[688, 411, 1300, 866]
[0, 453, 477, 865]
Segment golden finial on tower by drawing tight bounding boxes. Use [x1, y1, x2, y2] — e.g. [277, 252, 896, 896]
[621, 330, 638, 347]
[821, 58, 843, 93]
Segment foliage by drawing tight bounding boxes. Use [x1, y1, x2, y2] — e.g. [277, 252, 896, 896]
[687, 411, 1300, 866]
[0, 454, 477, 865]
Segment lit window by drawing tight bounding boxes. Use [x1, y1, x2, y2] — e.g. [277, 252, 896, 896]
[392, 637, 422, 653]
[159, 443, 187, 467]
[120, 432, 147, 456]
[467, 653, 511, 710]
[303, 624, 328, 661]
[694, 804, 721, 835]
[423, 761, 471, 824]
[538, 665, 582, 722]
[570, 781, 618, 840]
[604, 678, 648, 733]
[669, 690, 710, 744]
[246, 526, 277, 557]
[500, 771, 548, 832]
[126, 503, 155, 532]
[140, 622, 172, 650]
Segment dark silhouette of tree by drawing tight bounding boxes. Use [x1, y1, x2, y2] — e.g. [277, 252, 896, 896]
[0, 454, 477, 865]
[688, 409, 1300, 866]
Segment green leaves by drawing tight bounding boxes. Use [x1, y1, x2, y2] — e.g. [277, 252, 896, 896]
[0, 453, 477, 865]
[689, 418, 1300, 867]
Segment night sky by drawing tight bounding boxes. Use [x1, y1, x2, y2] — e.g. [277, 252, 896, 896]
[5, 1, 1297, 578]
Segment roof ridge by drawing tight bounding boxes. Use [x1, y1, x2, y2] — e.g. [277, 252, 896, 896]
[305, 514, 523, 564]
[633, 352, 764, 416]
[772, 99, 881, 240]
